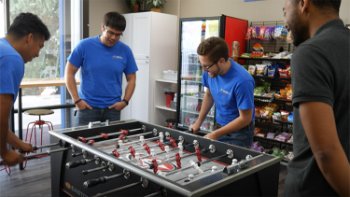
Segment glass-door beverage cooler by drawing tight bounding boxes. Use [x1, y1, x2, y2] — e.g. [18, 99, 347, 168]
[176, 15, 248, 133]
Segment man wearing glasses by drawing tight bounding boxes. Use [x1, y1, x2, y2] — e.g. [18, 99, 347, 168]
[65, 12, 138, 126]
[190, 37, 255, 148]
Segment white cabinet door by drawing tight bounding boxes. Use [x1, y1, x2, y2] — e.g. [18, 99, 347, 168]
[120, 59, 150, 122]
[121, 14, 133, 48]
[131, 13, 151, 59]
[130, 59, 150, 122]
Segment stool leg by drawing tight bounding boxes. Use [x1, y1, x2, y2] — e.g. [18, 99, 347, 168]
[48, 121, 54, 130]
[5, 165, 11, 176]
[25, 122, 35, 143]
[43, 122, 52, 149]
[33, 125, 37, 148]
[44, 122, 54, 131]
[40, 124, 43, 149]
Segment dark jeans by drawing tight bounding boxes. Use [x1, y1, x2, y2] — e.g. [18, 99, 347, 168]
[216, 122, 254, 148]
[74, 108, 121, 127]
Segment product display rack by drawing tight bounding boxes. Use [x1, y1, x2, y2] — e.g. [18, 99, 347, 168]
[241, 56, 293, 162]
[241, 20, 294, 163]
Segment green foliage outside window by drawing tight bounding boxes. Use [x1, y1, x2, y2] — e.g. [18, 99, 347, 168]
[9, 0, 59, 80]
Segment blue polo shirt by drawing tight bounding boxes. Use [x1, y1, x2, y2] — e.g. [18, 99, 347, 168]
[68, 36, 138, 108]
[0, 38, 25, 102]
[202, 59, 255, 126]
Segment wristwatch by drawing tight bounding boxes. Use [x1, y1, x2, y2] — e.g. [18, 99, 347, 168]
[122, 99, 129, 105]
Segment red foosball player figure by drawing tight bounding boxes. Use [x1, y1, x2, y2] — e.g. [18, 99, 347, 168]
[152, 158, 158, 174]
[175, 153, 181, 168]
[157, 140, 165, 151]
[169, 137, 177, 148]
[143, 144, 151, 155]
[128, 146, 136, 158]
[195, 147, 202, 162]
[112, 149, 120, 158]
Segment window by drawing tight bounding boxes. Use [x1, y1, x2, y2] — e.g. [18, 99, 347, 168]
[9, 0, 60, 79]
[7, 0, 83, 133]
[0, 0, 6, 37]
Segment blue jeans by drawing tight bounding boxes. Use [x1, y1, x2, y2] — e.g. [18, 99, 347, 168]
[217, 122, 254, 148]
[74, 108, 121, 127]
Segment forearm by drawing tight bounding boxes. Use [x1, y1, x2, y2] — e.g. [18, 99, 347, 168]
[300, 102, 349, 197]
[214, 113, 252, 136]
[123, 80, 135, 102]
[64, 63, 80, 101]
[123, 74, 136, 102]
[196, 92, 213, 124]
[6, 131, 22, 149]
[0, 95, 12, 156]
[65, 75, 79, 101]
[316, 148, 349, 197]
[0, 124, 9, 156]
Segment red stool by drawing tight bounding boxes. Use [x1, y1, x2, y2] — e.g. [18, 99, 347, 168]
[24, 109, 54, 148]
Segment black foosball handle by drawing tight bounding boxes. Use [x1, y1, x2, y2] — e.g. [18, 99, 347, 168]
[71, 152, 83, 157]
[83, 176, 107, 188]
[66, 159, 88, 169]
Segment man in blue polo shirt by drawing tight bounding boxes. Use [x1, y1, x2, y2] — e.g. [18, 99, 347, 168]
[191, 37, 255, 148]
[0, 13, 50, 166]
[65, 12, 138, 126]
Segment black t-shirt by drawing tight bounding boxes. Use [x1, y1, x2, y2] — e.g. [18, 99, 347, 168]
[285, 19, 350, 196]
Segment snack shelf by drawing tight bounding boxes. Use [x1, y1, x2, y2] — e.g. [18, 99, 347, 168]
[252, 75, 291, 82]
[274, 98, 292, 103]
[254, 136, 293, 147]
[273, 119, 293, 125]
[254, 95, 274, 102]
[245, 20, 294, 164]
[254, 95, 292, 103]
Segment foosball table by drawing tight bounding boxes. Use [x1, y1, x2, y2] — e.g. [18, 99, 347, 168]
[48, 120, 280, 197]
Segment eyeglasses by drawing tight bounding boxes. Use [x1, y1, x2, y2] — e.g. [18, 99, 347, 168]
[104, 26, 123, 38]
[201, 60, 217, 71]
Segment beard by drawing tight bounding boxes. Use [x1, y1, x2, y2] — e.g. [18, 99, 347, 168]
[289, 17, 310, 47]
[292, 28, 309, 46]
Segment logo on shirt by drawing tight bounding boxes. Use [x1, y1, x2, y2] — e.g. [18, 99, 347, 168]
[220, 88, 229, 95]
[112, 55, 123, 60]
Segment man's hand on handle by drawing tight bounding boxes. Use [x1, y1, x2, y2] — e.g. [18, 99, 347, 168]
[190, 121, 201, 134]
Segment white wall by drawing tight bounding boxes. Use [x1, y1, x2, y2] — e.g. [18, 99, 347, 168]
[162, 0, 181, 16]
[87, 0, 350, 36]
[340, 0, 350, 24]
[88, 0, 128, 36]
[179, 0, 350, 24]
[86, 0, 349, 71]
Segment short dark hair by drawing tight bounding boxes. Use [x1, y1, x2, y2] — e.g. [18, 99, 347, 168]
[197, 37, 229, 62]
[293, 0, 341, 12]
[103, 12, 126, 31]
[8, 13, 50, 40]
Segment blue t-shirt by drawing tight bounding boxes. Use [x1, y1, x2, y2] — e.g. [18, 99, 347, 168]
[202, 59, 255, 126]
[68, 36, 138, 108]
[0, 38, 25, 102]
